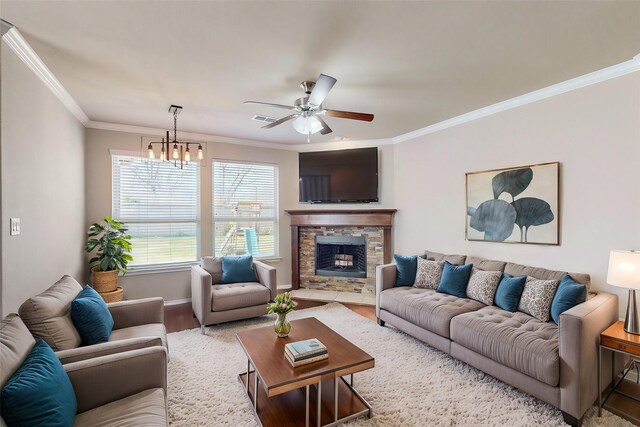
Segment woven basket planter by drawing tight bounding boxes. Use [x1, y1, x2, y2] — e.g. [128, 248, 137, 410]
[91, 269, 119, 293]
[99, 287, 124, 303]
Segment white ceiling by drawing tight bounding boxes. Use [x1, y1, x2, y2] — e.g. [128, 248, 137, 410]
[2, 1, 640, 145]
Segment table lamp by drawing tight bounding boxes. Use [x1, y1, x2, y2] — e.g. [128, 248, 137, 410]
[607, 250, 640, 334]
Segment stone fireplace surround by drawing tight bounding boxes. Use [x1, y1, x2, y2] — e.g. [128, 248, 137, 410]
[286, 210, 396, 295]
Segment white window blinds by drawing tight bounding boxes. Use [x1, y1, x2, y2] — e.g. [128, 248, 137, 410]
[112, 155, 200, 268]
[213, 160, 278, 258]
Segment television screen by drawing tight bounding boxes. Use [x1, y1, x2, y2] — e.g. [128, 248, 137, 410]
[299, 147, 378, 203]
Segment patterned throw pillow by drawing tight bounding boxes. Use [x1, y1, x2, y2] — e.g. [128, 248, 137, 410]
[414, 258, 444, 289]
[466, 268, 502, 305]
[517, 277, 560, 322]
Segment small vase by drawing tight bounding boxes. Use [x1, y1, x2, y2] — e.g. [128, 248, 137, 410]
[274, 313, 292, 337]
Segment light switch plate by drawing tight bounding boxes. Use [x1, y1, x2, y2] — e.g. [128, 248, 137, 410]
[10, 218, 20, 236]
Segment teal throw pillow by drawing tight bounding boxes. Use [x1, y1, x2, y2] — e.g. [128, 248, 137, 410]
[394, 255, 417, 286]
[436, 262, 473, 298]
[550, 274, 587, 324]
[71, 285, 114, 345]
[494, 273, 527, 312]
[220, 254, 257, 283]
[1, 339, 77, 427]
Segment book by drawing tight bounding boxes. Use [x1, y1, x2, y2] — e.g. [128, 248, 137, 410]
[285, 351, 329, 367]
[285, 346, 328, 362]
[285, 339, 326, 359]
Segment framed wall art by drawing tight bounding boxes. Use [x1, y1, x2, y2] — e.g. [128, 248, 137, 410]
[465, 162, 559, 245]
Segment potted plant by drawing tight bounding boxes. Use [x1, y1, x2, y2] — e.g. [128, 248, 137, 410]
[84, 217, 133, 294]
[267, 292, 298, 337]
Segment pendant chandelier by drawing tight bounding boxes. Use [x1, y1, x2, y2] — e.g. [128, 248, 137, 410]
[147, 105, 203, 169]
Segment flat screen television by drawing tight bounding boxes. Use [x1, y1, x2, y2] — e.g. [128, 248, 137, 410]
[299, 147, 379, 203]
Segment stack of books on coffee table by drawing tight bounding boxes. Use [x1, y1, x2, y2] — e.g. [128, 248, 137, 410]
[284, 339, 328, 367]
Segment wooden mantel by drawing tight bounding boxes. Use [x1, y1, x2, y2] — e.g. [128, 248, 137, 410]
[286, 209, 397, 290]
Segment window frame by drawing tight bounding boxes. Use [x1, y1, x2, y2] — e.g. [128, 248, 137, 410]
[211, 158, 280, 260]
[111, 150, 201, 273]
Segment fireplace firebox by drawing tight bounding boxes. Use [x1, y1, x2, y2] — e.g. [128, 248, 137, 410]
[315, 236, 367, 279]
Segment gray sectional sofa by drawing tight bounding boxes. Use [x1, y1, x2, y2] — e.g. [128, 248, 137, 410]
[375, 251, 620, 427]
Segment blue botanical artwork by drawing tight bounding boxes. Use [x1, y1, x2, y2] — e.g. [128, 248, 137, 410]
[466, 162, 559, 245]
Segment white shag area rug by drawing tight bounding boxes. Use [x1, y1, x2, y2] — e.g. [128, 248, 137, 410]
[167, 303, 630, 427]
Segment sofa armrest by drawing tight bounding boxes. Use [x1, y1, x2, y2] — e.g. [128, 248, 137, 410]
[254, 260, 277, 300]
[108, 297, 164, 330]
[65, 346, 167, 413]
[375, 264, 397, 317]
[191, 265, 212, 325]
[559, 292, 619, 421]
[56, 336, 163, 364]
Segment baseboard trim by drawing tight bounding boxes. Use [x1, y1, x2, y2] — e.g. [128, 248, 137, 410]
[164, 298, 192, 306]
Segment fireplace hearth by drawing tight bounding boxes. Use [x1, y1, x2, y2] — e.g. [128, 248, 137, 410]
[315, 236, 367, 278]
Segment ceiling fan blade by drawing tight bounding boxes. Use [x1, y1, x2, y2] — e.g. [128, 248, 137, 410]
[316, 116, 333, 135]
[308, 74, 337, 106]
[244, 101, 295, 110]
[325, 109, 374, 122]
[262, 114, 297, 129]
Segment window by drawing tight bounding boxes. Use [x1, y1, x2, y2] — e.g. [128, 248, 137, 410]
[213, 160, 278, 258]
[112, 154, 200, 269]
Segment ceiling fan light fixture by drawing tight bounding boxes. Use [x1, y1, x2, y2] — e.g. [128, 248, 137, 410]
[293, 115, 322, 135]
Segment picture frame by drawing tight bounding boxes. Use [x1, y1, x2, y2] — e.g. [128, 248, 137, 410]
[465, 162, 559, 245]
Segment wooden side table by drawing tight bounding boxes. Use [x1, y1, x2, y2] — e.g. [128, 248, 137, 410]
[598, 321, 640, 417]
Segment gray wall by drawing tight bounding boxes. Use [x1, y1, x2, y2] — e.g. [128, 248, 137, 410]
[393, 72, 640, 318]
[84, 128, 396, 302]
[85, 128, 298, 302]
[1, 43, 86, 315]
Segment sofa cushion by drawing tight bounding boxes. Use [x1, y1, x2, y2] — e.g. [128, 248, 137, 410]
[414, 258, 444, 289]
[379, 287, 484, 338]
[220, 255, 257, 284]
[18, 275, 83, 351]
[465, 256, 507, 272]
[0, 314, 36, 388]
[394, 255, 417, 286]
[1, 339, 77, 426]
[494, 273, 527, 312]
[109, 324, 167, 350]
[74, 388, 166, 427]
[550, 274, 587, 324]
[450, 306, 560, 386]
[504, 262, 590, 292]
[71, 286, 114, 345]
[201, 256, 222, 283]
[518, 277, 559, 322]
[210, 282, 270, 312]
[424, 251, 466, 265]
[466, 267, 502, 305]
[437, 262, 473, 298]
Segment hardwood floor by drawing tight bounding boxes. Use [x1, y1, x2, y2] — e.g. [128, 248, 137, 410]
[163, 299, 375, 333]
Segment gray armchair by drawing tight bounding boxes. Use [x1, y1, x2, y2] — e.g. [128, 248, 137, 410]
[191, 256, 277, 334]
[18, 275, 167, 363]
[0, 313, 168, 427]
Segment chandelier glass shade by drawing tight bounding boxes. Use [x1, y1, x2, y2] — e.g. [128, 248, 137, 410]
[146, 105, 204, 169]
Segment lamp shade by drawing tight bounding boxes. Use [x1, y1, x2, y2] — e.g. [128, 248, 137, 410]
[607, 250, 640, 290]
[292, 115, 322, 135]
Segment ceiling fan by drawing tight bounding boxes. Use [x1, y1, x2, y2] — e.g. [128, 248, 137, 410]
[244, 74, 374, 139]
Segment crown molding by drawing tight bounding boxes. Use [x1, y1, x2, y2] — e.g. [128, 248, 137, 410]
[86, 120, 298, 151]
[393, 54, 640, 144]
[1, 27, 89, 125]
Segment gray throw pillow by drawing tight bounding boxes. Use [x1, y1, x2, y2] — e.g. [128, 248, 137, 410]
[517, 277, 559, 322]
[414, 258, 444, 289]
[466, 267, 502, 305]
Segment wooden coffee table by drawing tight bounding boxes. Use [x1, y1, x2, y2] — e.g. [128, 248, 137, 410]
[236, 317, 374, 427]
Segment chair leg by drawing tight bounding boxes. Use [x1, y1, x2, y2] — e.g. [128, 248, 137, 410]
[377, 318, 385, 327]
[561, 412, 583, 427]
[201, 325, 206, 335]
